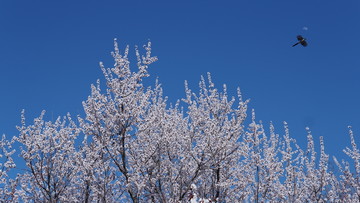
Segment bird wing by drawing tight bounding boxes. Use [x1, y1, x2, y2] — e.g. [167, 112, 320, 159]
[297, 35, 304, 41]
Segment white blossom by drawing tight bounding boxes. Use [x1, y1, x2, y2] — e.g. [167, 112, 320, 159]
[0, 40, 358, 202]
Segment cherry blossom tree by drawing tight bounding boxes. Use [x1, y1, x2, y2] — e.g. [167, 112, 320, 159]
[16, 111, 81, 202]
[0, 39, 358, 202]
[0, 134, 17, 202]
[333, 126, 360, 202]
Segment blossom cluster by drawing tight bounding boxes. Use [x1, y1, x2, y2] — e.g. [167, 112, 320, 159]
[1, 41, 359, 202]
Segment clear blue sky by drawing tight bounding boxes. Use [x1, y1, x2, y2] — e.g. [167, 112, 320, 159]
[1, 0, 360, 161]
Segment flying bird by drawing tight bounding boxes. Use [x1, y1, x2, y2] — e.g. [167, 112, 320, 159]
[292, 35, 308, 47]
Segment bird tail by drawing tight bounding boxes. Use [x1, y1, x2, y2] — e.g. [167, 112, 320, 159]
[292, 42, 299, 47]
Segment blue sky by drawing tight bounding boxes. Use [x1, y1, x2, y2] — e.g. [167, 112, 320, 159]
[1, 0, 360, 161]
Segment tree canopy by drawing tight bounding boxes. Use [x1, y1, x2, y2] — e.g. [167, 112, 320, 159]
[1, 40, 359, 202]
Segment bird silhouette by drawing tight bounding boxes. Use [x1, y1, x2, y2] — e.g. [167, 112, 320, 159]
[292, 35, 308, 47]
